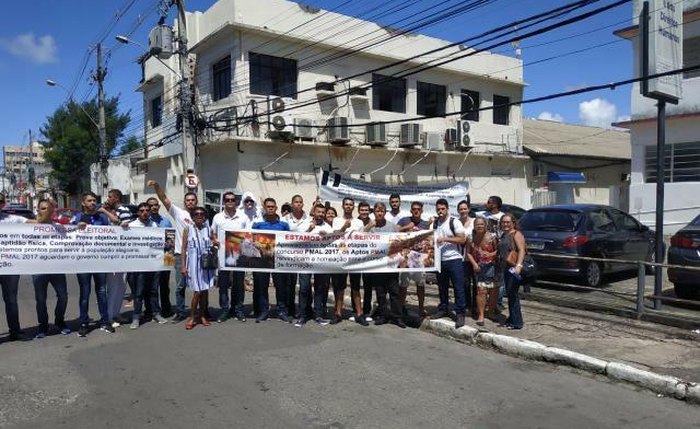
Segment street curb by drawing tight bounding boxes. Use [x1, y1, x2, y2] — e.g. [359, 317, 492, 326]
[420, 317, 699, 405]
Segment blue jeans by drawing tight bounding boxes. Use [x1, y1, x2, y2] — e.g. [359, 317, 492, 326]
[133, 272, 161, 319]
[504, 269, 524, 328]
[437, 258, 466, 314]
[218, 271, 245, 316]
[298, 274, 329, 319]
[174, 255, 187, 316]
[76, 273, 109, 325]
[0, 275, 21, 336]
[32, 274, 68, 333]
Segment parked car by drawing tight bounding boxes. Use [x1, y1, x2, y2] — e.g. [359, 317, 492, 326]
[667, 214, 700, 300]
[52, 208, 80, 225]
[469, 203, 526, 220]
[1, 205, 35, 220]
[519, 204, 655, 287]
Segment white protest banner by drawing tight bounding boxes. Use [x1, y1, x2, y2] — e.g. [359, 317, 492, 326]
[318, 170, 468, 216]
[0, 224, 174, 274]
[219, 229, 440, 274]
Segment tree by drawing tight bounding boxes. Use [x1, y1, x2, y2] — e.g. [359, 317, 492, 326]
[116, 135, 144, 156]
[40, 96, 130, 195]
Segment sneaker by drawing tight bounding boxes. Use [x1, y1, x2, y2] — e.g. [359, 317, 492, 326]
[77, 324, 89, 338]
[364, 314, 373, 322]
[278, 313, 293, 323]
[294, 318, 307, 327]
[431, 310, 448, 320]
[217, 312, 231, 323]
[355, 314, 369, 327]
[235, 312, 247, 323]
[315, 317, 330, 326]
[330, 314, 343, 325]
[171, 314, 187, 323]
[154, 314, 169, 324]
[130, 319, 140, 330]
[114, 315, 130, 325]
[100, 324, 115, 334]
[455, 314, 465, 329]
[34, 332, 47, 340]
[58, 325, 71, 335]
[394, 319, 407, 329]
[255, 313, 269, 323]
[111, 321, 121, 329]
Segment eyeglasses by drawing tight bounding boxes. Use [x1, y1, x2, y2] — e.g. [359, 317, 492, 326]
[224, 198, 236, 202]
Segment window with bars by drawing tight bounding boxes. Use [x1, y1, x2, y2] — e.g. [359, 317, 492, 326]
[212, 56, 232, 101]
[644, 141, 700, 183]
[249, 52, 297, 99]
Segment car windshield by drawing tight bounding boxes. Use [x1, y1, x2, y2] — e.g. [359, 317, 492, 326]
[519, 210, 582, 232]
[690, 214, 700, 227]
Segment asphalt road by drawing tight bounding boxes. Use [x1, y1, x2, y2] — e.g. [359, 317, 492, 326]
[1, 278, 699, 428]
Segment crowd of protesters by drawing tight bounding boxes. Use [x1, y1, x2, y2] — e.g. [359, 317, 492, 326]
[0, 186, 529, 341]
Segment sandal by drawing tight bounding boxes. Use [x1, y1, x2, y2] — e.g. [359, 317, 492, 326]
[200, 317, 211, 327]
[476, 320, 485, 327]
[185, 318, 196, 330]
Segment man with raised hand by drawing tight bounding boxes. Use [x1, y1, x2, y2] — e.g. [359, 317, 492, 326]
[0, 193, 28, 341]
[147, 179, 200, 322]
[282, 194, 309, 319]
[294, 203, 333, 327]
[330, 197, 368, 326]
[123, 202, 169, 329]
[432, 198, 468, 329]
[71, 191, 113, 337]
[211, 191, 250, 323]
[251, 198, 291, 322]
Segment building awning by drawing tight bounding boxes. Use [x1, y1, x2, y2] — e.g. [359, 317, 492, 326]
[548, 172, 586, 183]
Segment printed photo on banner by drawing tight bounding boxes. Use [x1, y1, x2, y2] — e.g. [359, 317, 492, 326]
[225, 231, 276, 269]
[164, 228, 176, 266]
[391, 233, 436, 269]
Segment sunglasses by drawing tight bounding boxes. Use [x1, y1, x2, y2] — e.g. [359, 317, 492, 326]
[224, 198, 236, 202]
[245, 200, 254, 204]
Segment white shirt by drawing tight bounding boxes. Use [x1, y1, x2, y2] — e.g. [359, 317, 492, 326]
[212, 209, 250, 236]
[476, 210, 504, 234]
[435, 216, 465, 261]
[307, 220, 333, 234]
[332, 216, 365, 233]
[129, 218, 157, 228]
[0, 213, 27, 224]
[385, 209, 410, 225]
[283, 212, 310, 232]
[169, 204, 192, 255]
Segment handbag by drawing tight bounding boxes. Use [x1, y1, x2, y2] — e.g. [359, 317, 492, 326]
[505, 232, 537, 279]
[194, 226, 219, 270]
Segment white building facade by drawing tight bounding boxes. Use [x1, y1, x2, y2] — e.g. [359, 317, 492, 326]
[133, 0, 529, 211]
[616, 1, 700, 233]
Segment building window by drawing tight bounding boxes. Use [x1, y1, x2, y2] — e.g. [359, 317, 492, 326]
[150, 95, 162, 128]
[372, 73, 406, 113]
[493, 95, 510, 125]
[212, 56, 232, 101]
[684, 36, 700, 79]
[417, 81, 446, 117]
[645, 141, 700, 183]
[460, 89, 480, 121]
[249, 52, 297, 98]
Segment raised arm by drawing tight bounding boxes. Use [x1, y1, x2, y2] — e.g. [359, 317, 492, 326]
[147, 179, 172, 212]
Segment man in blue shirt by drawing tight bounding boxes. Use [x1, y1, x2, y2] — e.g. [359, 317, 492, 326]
[148, 196, 174, 317]
[70, 191, 113, 337]
[251, 198, 291, 322]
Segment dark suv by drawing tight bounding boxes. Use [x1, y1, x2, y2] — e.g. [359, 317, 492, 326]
[667, 214, 700, 300]
[519, 204, 655, 287]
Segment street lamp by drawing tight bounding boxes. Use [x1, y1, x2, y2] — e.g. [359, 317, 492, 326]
[45, 80, 101, 130]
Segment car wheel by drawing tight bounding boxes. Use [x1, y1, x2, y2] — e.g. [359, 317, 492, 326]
[582, 261, 602, 287]
[673, 283, 698, 300]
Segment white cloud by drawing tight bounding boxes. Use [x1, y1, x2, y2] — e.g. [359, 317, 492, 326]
[616, 115, 631, 123]
[0, 33, 58, 64]
[578, 98, 617, 128]
[537, 111, 563, 122]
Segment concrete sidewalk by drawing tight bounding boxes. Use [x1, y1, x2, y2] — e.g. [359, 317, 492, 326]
[410, 284, 700, 403]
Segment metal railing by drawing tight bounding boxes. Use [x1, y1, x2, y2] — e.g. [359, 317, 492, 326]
[529, 252, 700, 317]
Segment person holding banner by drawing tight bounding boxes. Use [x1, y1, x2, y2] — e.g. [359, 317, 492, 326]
[211, 191, 250, 323]
[148, 197, 174, 318]
[385, 193, 410, 225]
[0, 193, 29, 341]
[148, 180, 202, 322]
[71, 191, 113, 337]
[331, 197, 369, 326]
[251, 198, 291, 322]
[103, 189, 133, 329]
[432, 198, 467, 329]
[364, 202, 405, 328]
[181, 207, 216, 329]
[295, 203, 333, 327]
[396, 201, 432, 318]
[31, 199, 70, 338]
[283, 195, 309, 319]
[356, 201, 375, 320]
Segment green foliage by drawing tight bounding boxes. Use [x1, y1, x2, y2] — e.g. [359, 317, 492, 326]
[40, 97, 130, 195]
[117, 135, 144, 156]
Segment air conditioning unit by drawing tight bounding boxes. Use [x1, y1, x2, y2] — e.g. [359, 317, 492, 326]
[269, 97, 295, 140]
[148, 25, 175, 59]
[327, 117, 350, 144]
[294, 118, 315, 140]
[422, 132, 444, 151]
[445, 128, 458, 148]
[456, 120, 472, 150]
[400, 123, 421, 147]
[365, 123, 387, 145]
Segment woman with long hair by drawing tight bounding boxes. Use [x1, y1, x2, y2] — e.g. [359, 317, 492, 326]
[181, 207, 216, 329]
[497, 213, 526, 329]
[466, 217, 498, 326]
[457, 198, 475, 316]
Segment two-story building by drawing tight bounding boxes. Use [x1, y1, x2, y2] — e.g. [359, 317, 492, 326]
[130, 0, 530, 211]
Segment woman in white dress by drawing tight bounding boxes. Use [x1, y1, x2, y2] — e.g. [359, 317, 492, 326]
[181, 207, 216, 329]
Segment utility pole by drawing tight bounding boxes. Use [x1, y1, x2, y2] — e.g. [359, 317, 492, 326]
[96, 43, 108, 200]
[175, 0, 196, 193]
[28, 129, 36, 209]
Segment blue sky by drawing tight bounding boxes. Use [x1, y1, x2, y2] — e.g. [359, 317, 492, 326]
[0, 0, 634, 157]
